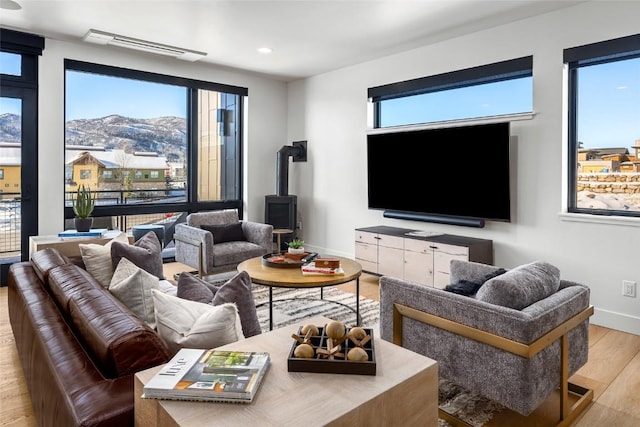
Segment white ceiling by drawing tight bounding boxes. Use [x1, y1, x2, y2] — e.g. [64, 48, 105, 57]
[1, 0, 585, 81]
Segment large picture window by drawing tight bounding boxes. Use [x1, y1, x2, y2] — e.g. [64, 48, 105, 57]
[565, 34, 640, 217]
[368, 56, 533, 128]
[64, 60, 247, 230]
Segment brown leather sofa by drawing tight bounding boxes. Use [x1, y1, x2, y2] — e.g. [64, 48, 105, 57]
[8, 248, 171, 427]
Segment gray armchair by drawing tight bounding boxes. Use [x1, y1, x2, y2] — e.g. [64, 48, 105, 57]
[174, 209, 273, 277]
[380, 260, 593, 426]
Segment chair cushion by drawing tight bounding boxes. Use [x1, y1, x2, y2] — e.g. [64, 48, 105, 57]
[476, 261, 561, 309]
[177, 271, 262, 337]
[201, 222, 246, 244]
[211, 241, 266, 266]
[152, 289, 244, 356]
[109, 258, 159, 328]
[111, 231, 165, 280]
[79, 232, 130, 288]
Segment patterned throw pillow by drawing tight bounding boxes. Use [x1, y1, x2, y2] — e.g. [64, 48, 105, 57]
[111, 231, 165, 280]
[79, 232, 130, 288]
[109, 257, 159, 328]
[177, 271, 262, 337]
[152, 289, 243, 356]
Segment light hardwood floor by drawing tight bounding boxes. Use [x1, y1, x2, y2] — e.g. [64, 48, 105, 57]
[2, 263, 639, 426]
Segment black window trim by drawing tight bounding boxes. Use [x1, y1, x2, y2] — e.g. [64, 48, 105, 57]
[63, 59, 247, 220]
[565, 33, 640, 218]
[368, 56, 533, 102]
[368, 56, 533, 129]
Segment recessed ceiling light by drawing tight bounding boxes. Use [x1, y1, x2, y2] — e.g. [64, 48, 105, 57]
[0, 0, 22, 10]
[257, 47, 273, 54]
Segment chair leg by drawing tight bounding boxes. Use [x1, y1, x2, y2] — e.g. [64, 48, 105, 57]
[198, 241, 204, 279]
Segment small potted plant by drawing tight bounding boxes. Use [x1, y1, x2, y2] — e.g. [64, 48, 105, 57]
[72, 184, 96, 232]
[286, 238, 305, 255]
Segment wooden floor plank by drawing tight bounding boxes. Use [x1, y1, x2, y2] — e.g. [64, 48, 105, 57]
[573, 329, 640, 385]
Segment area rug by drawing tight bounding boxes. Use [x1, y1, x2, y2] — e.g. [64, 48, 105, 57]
[251, 283, 380, 331]
[251, 283, 504, 426]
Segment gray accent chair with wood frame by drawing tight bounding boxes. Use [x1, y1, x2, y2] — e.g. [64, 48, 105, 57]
[174, 209, 273, 277]
[380, 259, 594, 427]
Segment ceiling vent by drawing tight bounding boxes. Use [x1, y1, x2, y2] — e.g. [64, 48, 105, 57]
[83, 29, 206, 62]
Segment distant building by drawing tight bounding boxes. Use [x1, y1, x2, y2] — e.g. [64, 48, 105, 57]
[65, 146, 169, 196]
[577, 147, 638, 172]
[0, 142, 21, 199]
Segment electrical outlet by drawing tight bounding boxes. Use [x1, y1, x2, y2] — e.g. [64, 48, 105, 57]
[622, 280, 636, 298]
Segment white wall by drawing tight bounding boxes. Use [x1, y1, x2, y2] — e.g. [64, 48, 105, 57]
[38, 38, 287, 231]
[286, 1, 640, 335]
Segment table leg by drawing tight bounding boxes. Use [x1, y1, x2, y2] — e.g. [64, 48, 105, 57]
[269, 287, 273, 331]
[356, 277, 361, 326]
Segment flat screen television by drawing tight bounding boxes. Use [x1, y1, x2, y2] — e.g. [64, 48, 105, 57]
[367, 122, 511, 227]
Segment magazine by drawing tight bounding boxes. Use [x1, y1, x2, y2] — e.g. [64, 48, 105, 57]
[301, 261, 344, 276]
[143, 349, 270, 403]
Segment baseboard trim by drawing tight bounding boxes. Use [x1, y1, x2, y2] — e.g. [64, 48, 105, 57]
[592, 307, 640, 336]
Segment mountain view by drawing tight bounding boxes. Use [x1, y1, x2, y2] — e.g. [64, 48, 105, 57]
[0, 113, 187, 162]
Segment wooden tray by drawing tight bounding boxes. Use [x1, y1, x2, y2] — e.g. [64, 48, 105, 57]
[287, 325, 376, 375]
[261, 252, 317, 268]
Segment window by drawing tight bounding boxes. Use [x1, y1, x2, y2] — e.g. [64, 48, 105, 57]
[102, 170, 113, 179]
[368, 56, 533, 128]
[64, 60, 247, 224]
[0, 52, 21, 76]
[0, 169, 4, 179]
[565, 34, 640, 217]
[80, 170, 91, 179]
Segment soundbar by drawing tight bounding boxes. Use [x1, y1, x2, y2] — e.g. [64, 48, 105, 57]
[383, 210, 485, 228]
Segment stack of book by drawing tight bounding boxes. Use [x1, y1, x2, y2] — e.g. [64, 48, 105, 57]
[143, 349, 270, 403]
[57, 229, 108, 239]
[301, 259, 344, 276]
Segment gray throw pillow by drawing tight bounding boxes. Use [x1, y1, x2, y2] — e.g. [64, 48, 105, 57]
[176, 272, 219, 303]
[476, 261, 561, 310]
[111, 231, 165, 280]
[200, 222, 246, 244]
[212, 271, 262, 337]
[449, 259, 503, 284]
[177, 271, 262, 337]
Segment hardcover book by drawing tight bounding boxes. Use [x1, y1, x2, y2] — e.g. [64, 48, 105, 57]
[143, 349, 270, 403]
[301, 261, 344, 276]
[57, 228, 108, 238]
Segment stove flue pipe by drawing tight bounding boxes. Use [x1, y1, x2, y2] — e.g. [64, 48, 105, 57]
[276, 141, 307, 196]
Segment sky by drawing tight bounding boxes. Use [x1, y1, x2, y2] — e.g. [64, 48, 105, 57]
[1, 53, 638, 148]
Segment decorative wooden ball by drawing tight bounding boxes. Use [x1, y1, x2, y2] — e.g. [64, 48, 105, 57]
[347, 347, 369, 361]
[294, 343, 315, 358]
[348, 327, 367, 341]
[301, 324, 320, 336]
[325, 321, 346, 340]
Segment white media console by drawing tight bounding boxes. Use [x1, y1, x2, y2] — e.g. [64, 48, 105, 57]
[355, 225, 493, 288]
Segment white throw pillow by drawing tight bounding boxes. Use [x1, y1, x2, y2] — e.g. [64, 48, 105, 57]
[152, 289, 244, 356]
[109, 257, 160, 328]
[79, 232, 130, 287]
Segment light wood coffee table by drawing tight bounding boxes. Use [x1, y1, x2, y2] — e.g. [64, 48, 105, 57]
[134, 315, 439, 427]
[237, 256, 362, 330]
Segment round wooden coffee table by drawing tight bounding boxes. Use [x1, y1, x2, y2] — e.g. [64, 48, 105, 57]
[237, 256, 363, 330]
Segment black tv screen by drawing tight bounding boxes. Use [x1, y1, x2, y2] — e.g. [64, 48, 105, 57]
[367, 122, 511, 224]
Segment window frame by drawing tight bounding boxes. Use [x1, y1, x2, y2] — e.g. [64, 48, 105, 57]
[63, 60, 248, 220]
[564, 33, 640, 219]
[368, 56, 534, 129]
